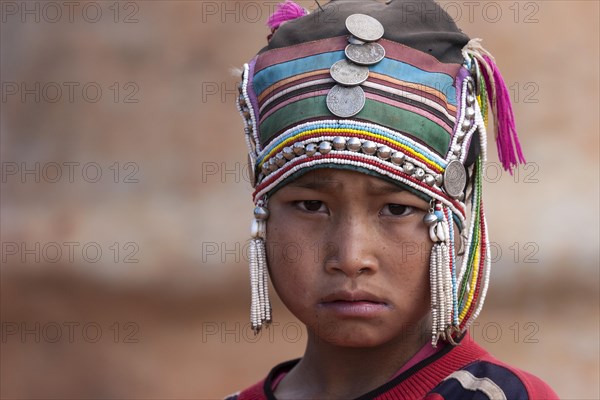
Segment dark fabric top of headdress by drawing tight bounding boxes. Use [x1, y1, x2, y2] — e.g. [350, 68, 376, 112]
[261, 0, 470, 64]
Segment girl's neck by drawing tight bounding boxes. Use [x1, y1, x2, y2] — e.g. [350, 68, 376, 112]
[274, 318, 431, 399]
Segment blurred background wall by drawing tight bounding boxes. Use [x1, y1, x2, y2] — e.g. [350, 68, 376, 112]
[0, 1, 598, 399]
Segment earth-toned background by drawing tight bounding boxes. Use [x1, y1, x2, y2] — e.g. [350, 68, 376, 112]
[1, 1, 598, 399]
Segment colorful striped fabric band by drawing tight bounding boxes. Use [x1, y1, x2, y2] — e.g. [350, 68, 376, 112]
[252, 36, 463, 156]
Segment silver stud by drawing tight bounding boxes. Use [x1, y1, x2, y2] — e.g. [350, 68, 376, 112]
[269, 158, 279, 171]
[254, 206, 269, 220]
[424, 174, 435, 186]
[377, 145, 392, 160]
[305, 143, 317, 156]
[452, 144, 462, 155]
[435, 174, 443, 185]
[467, 80, 474, 92]
[332, 137, 346, 150]
[414, 168, 425, 180]
[362, 140, 377, 155]
[261, 163, 270, 175]
[455, 130, 466, 142]
[403, 162, 415, 175]
[282, 146, 295, 160]
[462, 119, 472, 130]
[346, 137, 362, 152]
[465, 107, 475, 119]
[466, 94, 475, 105]
[391, 152, 405, 165]
[293, 142, 305, 156]
[318, 141, 332, 155]
[275, 153, 286, 167]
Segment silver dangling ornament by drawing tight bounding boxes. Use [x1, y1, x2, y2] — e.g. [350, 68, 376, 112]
[249, 204, 272, 334]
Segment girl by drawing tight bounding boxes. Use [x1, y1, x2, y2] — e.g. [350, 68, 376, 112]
[230, 1, 558, 398]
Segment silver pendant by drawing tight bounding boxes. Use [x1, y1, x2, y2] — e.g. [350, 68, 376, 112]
[345, 14, 384, 42]
[345, 42, 386, 65]
[330, 59, 369, 86]
[443, 160, 467, 199]
[326, 85, 366, 118]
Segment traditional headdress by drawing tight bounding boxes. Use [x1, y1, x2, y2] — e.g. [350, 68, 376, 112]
[236, 0, 524, 346]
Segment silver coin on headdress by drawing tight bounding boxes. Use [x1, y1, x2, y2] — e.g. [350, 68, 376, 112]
[345, 42, 386, 65]
[330, 59, 369, 86]
[348, 36, 366, 45]
[443, 160, 467, 199]
[345, 14, 384, 42]
[326, 84, 366, 118]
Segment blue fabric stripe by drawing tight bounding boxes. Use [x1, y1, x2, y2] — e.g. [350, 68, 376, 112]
[253, 52, 457, 106]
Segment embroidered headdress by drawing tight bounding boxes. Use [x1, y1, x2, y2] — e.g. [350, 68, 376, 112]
[236, 0, 524, 346]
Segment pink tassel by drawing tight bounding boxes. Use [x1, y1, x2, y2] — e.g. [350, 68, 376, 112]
[267, 0, 307, 31]
[481, 55, 526, 174]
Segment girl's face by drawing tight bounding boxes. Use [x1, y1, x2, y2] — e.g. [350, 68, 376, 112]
[267, 169, 433, 348]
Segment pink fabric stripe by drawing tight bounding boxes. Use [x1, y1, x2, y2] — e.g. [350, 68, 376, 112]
[259, 90, 329, 123]
[255, 36, 462, 77]
[364, 92, 453, 134]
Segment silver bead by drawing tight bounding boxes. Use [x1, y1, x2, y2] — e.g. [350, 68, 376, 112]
[318, 141, 332, 155]
[466, 94, 475, 105]
[275, 153, 286, 167]
[452, 144, 462, 155]
[435, 174, 443, 185]
[377, 145, 392, 160]
[467, 80, 474, 92]
[292, 142, 305, 156]
[424, 174, 435, 186]
[414, 168, 425, 180]
[305, 143, 317, 156]
[391, 151, 405, 165]
[403, 162, 415, 175]
[346, 137, 362, 152]
[269, 158, 279, 171]
[423, 213, 438, 226]
[332, 136, 346, 150]
[455, 130, 466, 142]
[261, 163, 270, 175]
[253, 206, 269, 220]
[465, 107, 475, 119]
[362, 140, 377, 155]
[462, 119, 472, 130]
[282, 146, 295, 160]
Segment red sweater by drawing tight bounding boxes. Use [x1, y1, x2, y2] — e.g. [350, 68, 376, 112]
[226, 334, 558, 400]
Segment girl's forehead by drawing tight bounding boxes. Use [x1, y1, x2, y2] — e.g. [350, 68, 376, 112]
[277, 169, 427, 201]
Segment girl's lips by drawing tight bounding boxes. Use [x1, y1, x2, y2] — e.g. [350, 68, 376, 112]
[318, 300, 390, 318]
[318, 291, 391, 317]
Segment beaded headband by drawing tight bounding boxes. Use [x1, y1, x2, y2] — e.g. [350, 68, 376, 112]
[236, 0, 524, 346]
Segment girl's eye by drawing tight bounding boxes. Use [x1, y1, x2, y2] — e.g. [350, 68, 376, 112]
[381, 204, 413, 216]
[297, 200, 327, 213]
